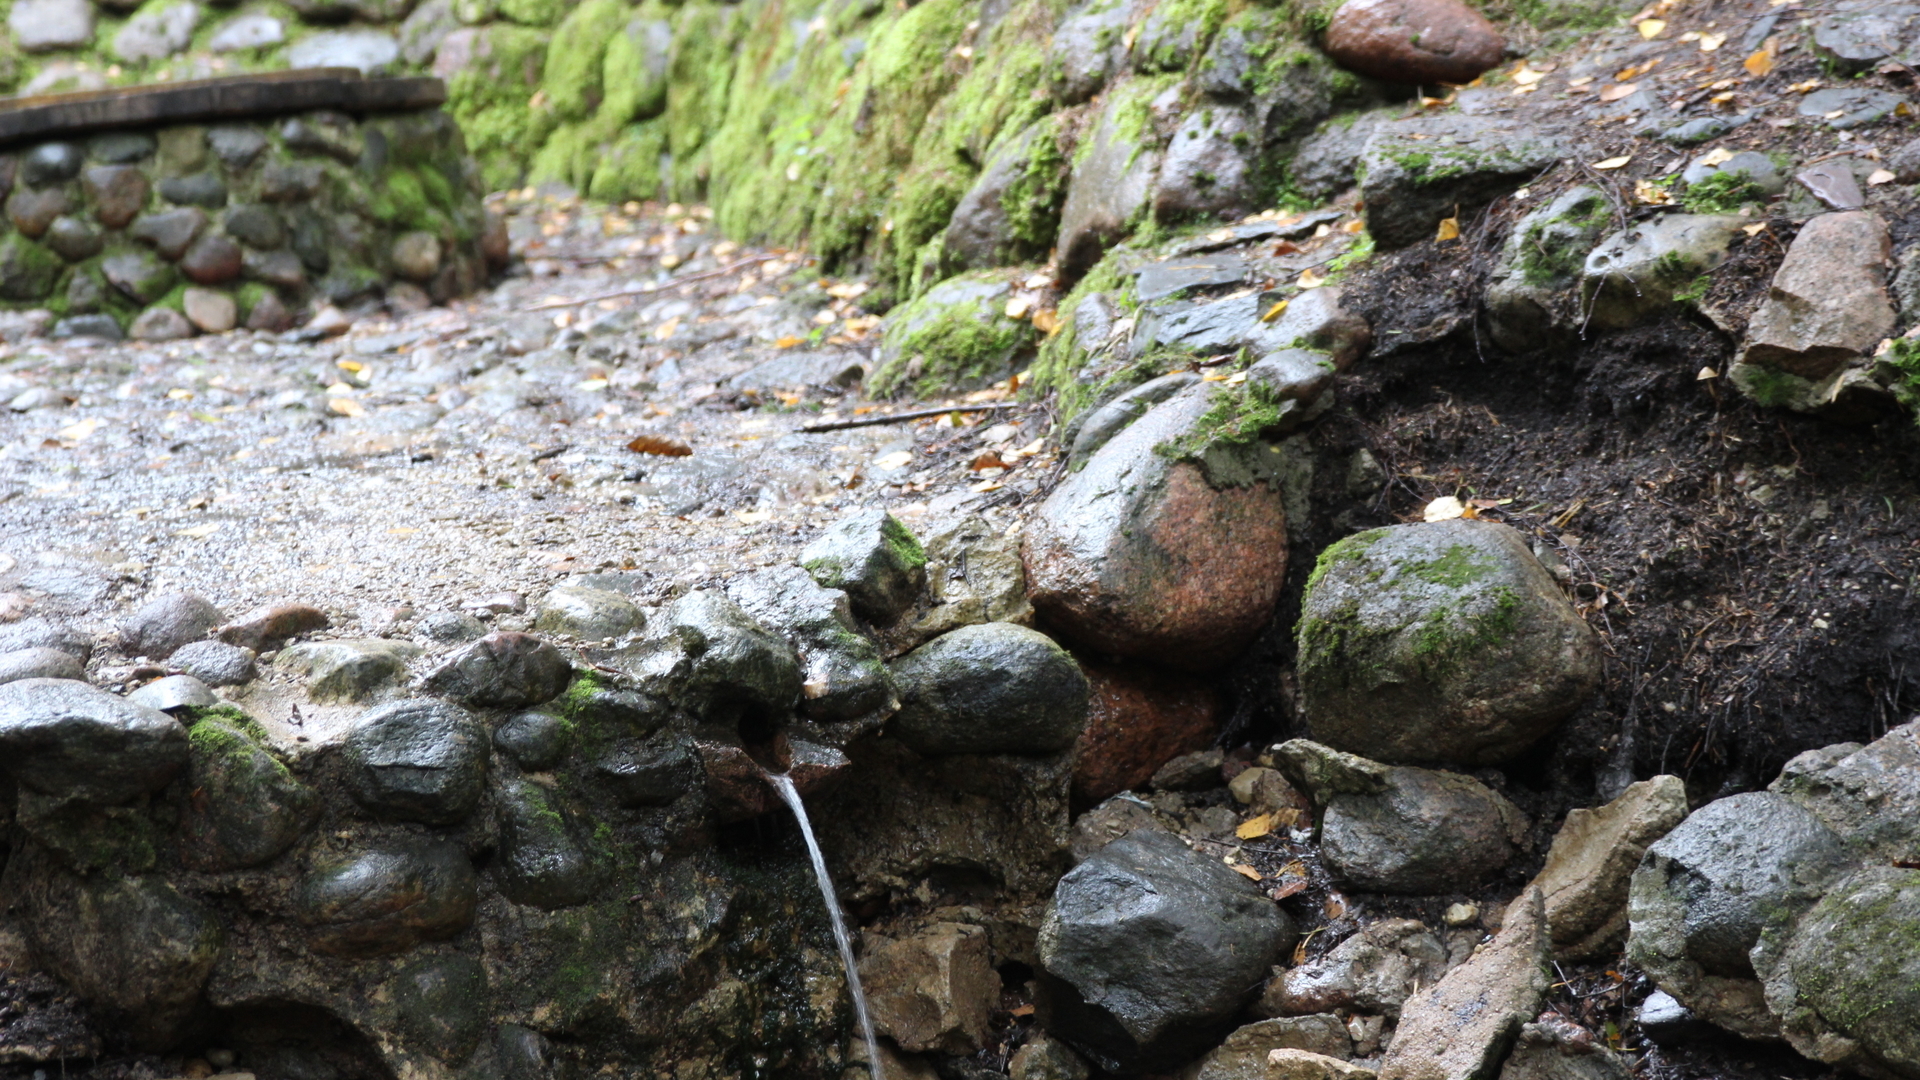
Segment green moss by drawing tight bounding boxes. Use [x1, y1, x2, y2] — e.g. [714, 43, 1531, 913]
[870, 272, 1036, 397]
[542, 0, 629, 121]
[1733, 362, 1811, 409]
[443, 24, 554, 190]
[1325, 233, 1375, 278]
[1672, 273, 1711, 305]
[1681, 169, 1768, 214]
[1154, 377, 1285, 464]
[1303, 529, 1386, 596]
[599, 3, 672, 125]
[1514, 191, 1609, 286]
[1404, 544, 1499, 588]
[1135, 0, 1228, 72]
[182, 703, 272, 744]
[1000, 116, 1070, 254]
[1877, 337, 1920, 422]
[498, 0, 568, 27]
[588, 119, 669, 202]
[1029, 252, 1138, 421]
[883, 154, 976, 299]
[370, 167, 450, 232]
[663, 2, 743, 201]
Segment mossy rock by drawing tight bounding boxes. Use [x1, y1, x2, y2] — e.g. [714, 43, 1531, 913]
[1483, 185, 1612, 353]
[871, 269, 1036, 397]
[1771, 867, 1920, 1073]
[1297, 518, 1602, 765]
[540, 0, 630, 121]
[181, 717, 319, 871]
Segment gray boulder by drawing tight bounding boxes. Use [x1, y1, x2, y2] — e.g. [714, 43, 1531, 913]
[1038, 829, 1294, 1073]
[180, 718, 318, 871]
[1360, 115, 1564, 250]
[1152, 105, 1262, 223]
[1581, 213, 1745, 331]
[277, 639, 421, 704]
[0, 646, 85, 684]
[493, 709, 571, 771]
[1771, 719, 1920, 864]
[494, 778, 601, 908]
[593, 736, 697, 807]
[298, 838, 479, 957]
[1183, 1015, 1352, 1079]
[168, 640, 258, 687]
[889, 623, 1088, 756]
[1297, 519, 1601, 765]
[903, 514, 1034, 647]
[800, 509, 928, 624]
[1626, 791, 1851, 1038]
[533, 585, 643, 640]
[10, 0, 94, 51]
[341, 699, 489, 825]
[8, 847, 223, 1048]
[943, 118, 1070, 272]
[1733, 211, 1895, 409]
[0, 617, 93, 661]
[0, 678, 188, 804]
[1485, 186, 1613, 353]
[726, 565, 897, 725]
[1047, 0, 1143, 105]
[1316, 761, 1526, 894]
[615, 590, 802, 723]
[1056, 77, 1171, 276]
[1763, 866, 1920, 1078]
[1537, 775, 1689, 960]
[1261, 917, 1454, 1020]
[112, 0, 200, 62]
[394, 954, 491, 1065]
[126, 674, 216, 712]
[122, 592, 224, 658]
[422, 631, 572, 708]
[1497, 1020, 1634, 1080]
[286, 29, 401, 73]
[1067, 372, 1200, 467]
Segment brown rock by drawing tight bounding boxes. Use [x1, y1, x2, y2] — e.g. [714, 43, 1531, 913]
[861, 922, 997, 1055]
[1263, 1051, 1377, 1080]
[696, 735, 849, 821]
[1072, 660, 1219, 805]
[1537, 775, 1687, 960]
[179, 233, 242, 285]
[81, 165, 149, 229]
[1023, 383, 1287, 672]
[481, 208, 510, 268]
[7, 186, 69, 238]
[1380, 887, 1550, 1080]
[216, 602, 330, 651]
[1738, 211, 1894, 380]
[243, 248, 307, 289]
[1182, 1016, 1354, 1080]
[244, 290, 293, 332]
[1324, 0, 1506, 86]
[130, 207, 206, 260]
[182, 287, 236, 333]
[391, 229, 441, 282]
[130, 307, 194, 341]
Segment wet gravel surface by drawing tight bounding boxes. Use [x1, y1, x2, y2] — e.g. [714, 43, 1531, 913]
[0, 194, 1057, 658]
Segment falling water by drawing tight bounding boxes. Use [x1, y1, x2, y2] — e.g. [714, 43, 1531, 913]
[765, 772, 886, 1080]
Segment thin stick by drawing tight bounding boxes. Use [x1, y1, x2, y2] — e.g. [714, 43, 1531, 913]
[798, 403, 1018, 433]
[525, 254, 785, 311]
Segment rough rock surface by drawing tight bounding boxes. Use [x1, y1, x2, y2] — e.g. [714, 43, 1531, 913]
[1736, 211, 1895, 382]
[1315, 759, 1528, 894]
[341, 699, 490, 825]
[1324, 0, 1506, 86]
[1581, 214, 1745, 331]
[727, 565, 896, 724]
[1182, 1015, 1353, 1079]
[297, 838, 479, 957]
[1038, 829, 1294, 1073]
[889, 622, 1089, 756]
[1536, 775, 1688, 959]
[1072, 659, 1219, 805]
[1262, 917, 1455, 1020]
[121, 592, 224, 659]
[421, 631, 573, 708]
[1381, 887, 1551, 1080]
[800, 509, 929, 625]
[861, 922, 997, 1055]
[1361, 116, 1565, 250]
[1024, 381, 1288, 672]
[1297, 520, 1601, 765]
[0, 678, 189, 804]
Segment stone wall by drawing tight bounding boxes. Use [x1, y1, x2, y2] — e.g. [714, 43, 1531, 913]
[0, 105, 502, 339]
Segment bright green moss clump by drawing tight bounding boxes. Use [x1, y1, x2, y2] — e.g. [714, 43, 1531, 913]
[542, 0, 630, 121]
[443, 25, 553, 189]
[871, 271, 1036, 397]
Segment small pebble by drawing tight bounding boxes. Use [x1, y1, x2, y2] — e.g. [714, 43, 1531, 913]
[1443, 902, 1479, 927]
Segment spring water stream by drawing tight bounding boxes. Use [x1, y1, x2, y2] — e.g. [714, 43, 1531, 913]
[765, 772, 887, 1080]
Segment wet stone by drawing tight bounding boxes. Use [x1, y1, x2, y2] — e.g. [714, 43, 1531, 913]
[87, 132, 155, 165]
[862, 921, 996, 1055]
[168, 640, 258, 687]
[8, 187, 71, 238]
[43, 216, 101, 263]
[494, 778, 601, 908]
[1325, 0, 1505, 84]
[800, 509, 928, 624]
[131, 208, 208, 260]
[244, 249, 308, 289]
[1383, 888, 1551, 1080]
[158, 172, 228, 209]
[415, 610, 487, 644]
[890, 623, 1089, 756]
[615, 591, 800, 721]
[112, 0, 200, 61]
[126, 674, 217, 712]
[533, 585, 643, 640]
[183, 287, 238, 334]
[298, 837, 479, 957]
[181, 717, 318, 871]
[1581, 214, 1745, 330]
[422, 631, 572, 709]
[277, 638, 422, 704]
[209, 13, 284, 52]
[79, 166, 149, 230]
[104, 249, 177, 303]
[22, 143, 82, 187]
[394, 954, 491, 1064]
[122, 591, 224, 659]
[393, 231, 442, 282]
[343, 698, 488, 824]
[260, 160, 323, 202]
[10, 0, 93, 51]
[594, 737, 697, 806]
[493, 708, 570, 771]
[131, 307, 195, 342]
[0, 646, 85, 685]
[726, 565, 896, 724]
[51, 314, 122, 341]
[217, 603, 330, 651]
[207, 125, 270, 170]
[1072, 660, 1217, 805]
[224, 204, 285, 249]
[0, 678, 189, 804]
[179, 234, 244, 285]
[1798, 86, 1907, 130]
[1360, 115, 1565, 251]
[1135, 255, 1249, 303]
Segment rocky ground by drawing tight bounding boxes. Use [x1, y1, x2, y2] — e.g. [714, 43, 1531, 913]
[4, 0, 1920, 1077]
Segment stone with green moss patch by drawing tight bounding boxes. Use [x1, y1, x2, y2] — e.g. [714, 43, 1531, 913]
[800, 509, 927, 625]
[1484, 185, 1613, 352]
[1297, 518, 1601, 765]
[181, 716, 319, 871]
[1359, 115, 1566, 251]
[872, 269, 1036, 398]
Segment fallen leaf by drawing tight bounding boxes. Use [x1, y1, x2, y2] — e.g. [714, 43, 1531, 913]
[1696, 147, 1735, 167]
[1270, 879, 1309, 899]
[1004, 296, 1033, 320]
[1868, 168, 1897, 186]
[1435, 216, 1460, 242]
[1341, 218, 1365, 234]
[627, 434, 693, 456]
[1592, 155, 1633, 170]
[1236, 814, 1274, 840]
[773, 335, 803, 348]
[387, 527, 419, 535]
[968, 479, 1004, 493]
[1696, 366, 1719, 380]
[1568, 75, 1595, 87]
[653, 316, 682, 340]
[1598, 82, 1639, 103]
[874, 450, 914, 470]
[56, 417, 99, 442]
[1423, 495, 1467, 522]
[1032, 308, 1061, 334]
[1698, 31, 1726, 51]
[327, 398, 366, 418]
[1271, 240, 1303, 255]
[1511, 63, 1545, 86]
[1232, 864, 1264, 881]
[1324, 892, 1348, 918]
[1023, 271, 1052, 289]
[1742, 222, 1768, 235]
[734, 510, 773, 524]
[1009, 438, 1047, 458]
[1261, 299, 1291, 323]
[1637, 17, 1666, 37]
[1296, 267, 1326, 288]
[1744, 40, 1777, 76]
[970, 451, 1008, 471]
[1789, 79, 1821, 93]
[1634, 179, 1674, 205]
[1010, 1004, 1035, 1018]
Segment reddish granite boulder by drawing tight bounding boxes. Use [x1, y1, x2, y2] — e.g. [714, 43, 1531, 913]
[1072, 660, 1220, 805]
[1023, 382, 1288, 672]
[1325, 0, 1506, 86]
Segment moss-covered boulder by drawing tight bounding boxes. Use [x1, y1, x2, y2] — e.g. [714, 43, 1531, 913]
[1580, 212, 1745, 332]
[1767, 866, 1920, 1076]
[1359, 113, 1565, 251]
[181, 717, 319, 871]
[942, 116, 1071, 273]
[1056, 74, 1176, 277]
[1297, 519, 1601, 765]
[872, 269, 1036, 397]
[1023, 379, 1288, 672]
[1484, 185, 1612, 353]
[1151, 103, 1262, 223]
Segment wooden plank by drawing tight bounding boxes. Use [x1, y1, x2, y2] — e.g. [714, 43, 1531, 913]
[0, 70, 448, 147]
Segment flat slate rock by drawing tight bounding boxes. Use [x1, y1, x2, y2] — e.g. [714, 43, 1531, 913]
[1135, 255, 1249, 303]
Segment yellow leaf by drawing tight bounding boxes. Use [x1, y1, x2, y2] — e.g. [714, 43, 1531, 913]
[1744, 41, 1776, 76]
[327, 397, 366, 418]
[1696, 147, 1735, 167]
[1742, 223, 1768, 236]
[1434, 216, 1460, 242]
[1260, 299, 1291, 323]
[1592, 155, 1633, 170]
[1004, 296, 1033, 320]
[56, 418, 99, 442]
[773, 335, 803, 348]
[1032, 308, 1060, 334]
[1634, 179, 1674, 205]
[1296, 267, 1326, 289]
[387, 527, 419, 535]
[1424, 495, 1467, 522]
[1789, 79, 1821, 93]
[1236, 814, 1274, 840]
[1868, 169, 1897, 186]
[1698, 31, 1726, 51]
[874, 450, 914, 470]
[1232, 864, 1264, 881]
[1342, 218, 1366, 234]
[1510, 64, 1545, 86]
[653, 315, 682, 340]
[1598, 82, 1638, 102]
[1637, 17, 1666, 37]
